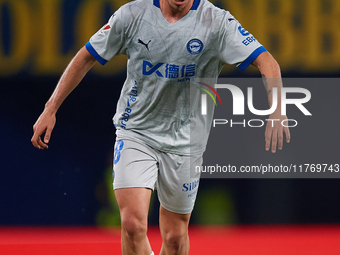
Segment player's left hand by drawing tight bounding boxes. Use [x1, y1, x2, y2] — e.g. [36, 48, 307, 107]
[265, 112, 291, 153]
[31, 109, 56, 150]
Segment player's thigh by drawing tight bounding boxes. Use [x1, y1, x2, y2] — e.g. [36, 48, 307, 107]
[157, 153, 202, 215]
[115, 188, 152, 225]
[113, 139, 158, 227]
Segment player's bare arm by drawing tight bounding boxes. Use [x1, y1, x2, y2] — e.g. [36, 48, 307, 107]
[252, 51, 291, 153]
[31, 46, 96, 150]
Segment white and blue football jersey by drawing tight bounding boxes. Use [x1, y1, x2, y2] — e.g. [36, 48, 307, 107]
[86, 0, 266, 155]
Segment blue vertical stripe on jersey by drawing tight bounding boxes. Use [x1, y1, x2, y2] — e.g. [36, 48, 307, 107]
[85, 42, 108, 65]
[238, 46, 267, 71]
[153, 0, 201, 10]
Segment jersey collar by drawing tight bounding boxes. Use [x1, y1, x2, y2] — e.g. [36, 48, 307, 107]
[153, 0, 201, 10]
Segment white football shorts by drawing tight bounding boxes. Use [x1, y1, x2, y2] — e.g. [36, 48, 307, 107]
[113, 139, 202, 214]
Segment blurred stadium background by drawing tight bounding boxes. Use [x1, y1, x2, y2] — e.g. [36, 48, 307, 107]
[1, 0, 340, 254]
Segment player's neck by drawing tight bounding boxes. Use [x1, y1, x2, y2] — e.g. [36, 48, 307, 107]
[159, 0, 194, 24]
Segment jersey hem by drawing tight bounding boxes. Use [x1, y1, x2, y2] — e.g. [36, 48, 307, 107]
[238, 46, 267, 71]
[85, 41, 108, 65]
[116, 130, 206, 156]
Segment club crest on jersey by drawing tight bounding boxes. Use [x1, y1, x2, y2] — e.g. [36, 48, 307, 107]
[187, 39, 203, 55]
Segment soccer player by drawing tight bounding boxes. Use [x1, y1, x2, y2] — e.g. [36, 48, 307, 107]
[31, 0, 290, 254]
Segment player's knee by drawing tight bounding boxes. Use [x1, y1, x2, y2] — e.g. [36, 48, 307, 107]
[163, 230, 188, 250]
[121, 215, 147, 238]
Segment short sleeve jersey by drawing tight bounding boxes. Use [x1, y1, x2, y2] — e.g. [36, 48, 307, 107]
[86, 0, 266, 155]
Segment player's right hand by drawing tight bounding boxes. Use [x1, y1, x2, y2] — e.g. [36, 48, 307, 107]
[31, 110, 56, 150]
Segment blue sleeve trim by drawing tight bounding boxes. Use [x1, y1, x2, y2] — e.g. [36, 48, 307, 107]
[238, 46, 267, 71]
[85, 41, 108, 65]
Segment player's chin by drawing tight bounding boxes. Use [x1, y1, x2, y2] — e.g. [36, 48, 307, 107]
[171, 0, 187, 10]
[171, 5, 186, 12]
